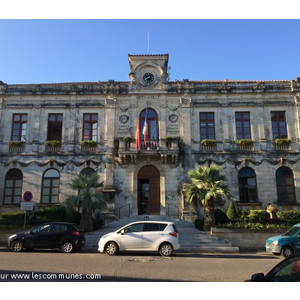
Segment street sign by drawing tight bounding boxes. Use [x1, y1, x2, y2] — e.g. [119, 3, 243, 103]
[20, 202, 34, 211]
[23, 191, 33, 202]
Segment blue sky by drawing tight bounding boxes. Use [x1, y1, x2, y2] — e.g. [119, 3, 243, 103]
[1, 19, 300, 84]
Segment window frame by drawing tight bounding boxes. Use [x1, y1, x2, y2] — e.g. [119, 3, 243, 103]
[47, 113, 63, 141]
[200, 112, 215, 140]
[276, 167, 296, 204]
[271, 111, 287, 140]
[82, 113, 98, 142]
[140, 108, 158, 141]
[11, 114, 28, 142]
[235, 112, 251, 140]
[238, 167, 258, 203]
[3, 168, 23, 205]
[41, 169, 60, 204]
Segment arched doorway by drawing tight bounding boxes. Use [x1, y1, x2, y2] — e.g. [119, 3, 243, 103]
[138, 165, 160, 215]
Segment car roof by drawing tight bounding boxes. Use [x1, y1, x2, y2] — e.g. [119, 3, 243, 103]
[124, 221, 175, 226]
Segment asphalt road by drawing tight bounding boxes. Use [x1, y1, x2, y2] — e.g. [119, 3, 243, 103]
[0, 247, 284, 282]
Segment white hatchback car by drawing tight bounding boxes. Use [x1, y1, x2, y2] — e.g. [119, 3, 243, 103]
[98, 221, 180, 256]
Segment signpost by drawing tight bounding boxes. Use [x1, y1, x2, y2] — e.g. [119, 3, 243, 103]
[21, 191, 34, 230]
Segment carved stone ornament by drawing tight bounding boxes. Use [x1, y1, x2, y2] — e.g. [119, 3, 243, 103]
[169, 114, 178, 123]
[119, 115, 129, 124]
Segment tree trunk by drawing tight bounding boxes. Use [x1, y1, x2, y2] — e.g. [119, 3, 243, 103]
[80, 209, 93, 232]
[203, 197, 215, 231]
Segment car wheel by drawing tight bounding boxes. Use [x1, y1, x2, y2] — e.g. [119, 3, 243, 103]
[10, 240, 24, 252]
[159, 243, 173, 256]
[61, 241, 74, 253]
[282, 246, 294, 258]
[105, 242, 118, 255]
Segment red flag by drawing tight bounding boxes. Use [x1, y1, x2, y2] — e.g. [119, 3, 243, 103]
[136, 119, 141, 150]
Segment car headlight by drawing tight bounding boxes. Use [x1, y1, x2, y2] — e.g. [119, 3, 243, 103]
[9, 234, 17, 240]
[271, 240, 278, 246]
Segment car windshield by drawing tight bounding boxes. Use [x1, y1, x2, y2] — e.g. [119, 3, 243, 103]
[267, 256, 300, 282]
[283, 226, 300, 237]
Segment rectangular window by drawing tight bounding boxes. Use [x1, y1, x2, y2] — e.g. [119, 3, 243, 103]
[235, 112, 251, 140]
[200, 112, 215, 140]
[47, 114, 63, 141]
[271, 111, 287, 139]
[83, 113, 98, 141]
[11, 114, 27, 142]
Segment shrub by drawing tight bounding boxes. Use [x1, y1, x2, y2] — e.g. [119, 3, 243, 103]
[32, 205, 67, 221]
[226, 201, 239, 221]
[1, 211, 25, 221]
[195, 218, 204, 230]
[276, 210, 300, 221]
[247, 210, 267, 223]
[215, 208, 229, 224]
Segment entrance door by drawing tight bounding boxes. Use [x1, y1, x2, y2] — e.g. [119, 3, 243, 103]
[138, 166, 160, 215]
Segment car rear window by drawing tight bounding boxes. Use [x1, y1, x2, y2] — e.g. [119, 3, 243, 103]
[171, 224, 179, 233]
[159, 223, 168, 231]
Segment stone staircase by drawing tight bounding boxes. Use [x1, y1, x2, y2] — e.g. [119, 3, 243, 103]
[83, 215, 239, 254]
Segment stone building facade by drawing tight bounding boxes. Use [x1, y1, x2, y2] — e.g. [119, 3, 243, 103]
[1, 54, 300, 219]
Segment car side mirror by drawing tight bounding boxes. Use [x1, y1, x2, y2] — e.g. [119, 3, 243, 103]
[251, 273, 265, 282]
[121, 229, 125, 235]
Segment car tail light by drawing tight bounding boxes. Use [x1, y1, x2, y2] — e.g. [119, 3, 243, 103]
[71, 231, 80, 236]
[169, 232, 177, 238]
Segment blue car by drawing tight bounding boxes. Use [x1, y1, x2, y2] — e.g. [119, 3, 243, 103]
[265, 223, 300, 258]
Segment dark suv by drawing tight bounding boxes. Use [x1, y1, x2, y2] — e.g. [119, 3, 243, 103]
[8, 222, 85, 253]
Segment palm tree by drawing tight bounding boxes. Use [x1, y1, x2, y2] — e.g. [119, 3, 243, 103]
[64, 173, 107, 232]
[183, 164, 232, 231]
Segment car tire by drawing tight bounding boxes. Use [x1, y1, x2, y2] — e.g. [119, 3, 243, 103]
[61, 241, 74, 253]
[159, 243, 173, 257]
[10, 240, 24, 252]
[105, 242, 119, 255]
[282, 246, 294, 258]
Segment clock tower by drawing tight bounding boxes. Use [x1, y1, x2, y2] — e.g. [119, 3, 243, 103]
[128, 54, 169, 88]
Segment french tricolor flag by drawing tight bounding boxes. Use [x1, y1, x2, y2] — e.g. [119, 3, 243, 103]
[142, 109, 148, 143]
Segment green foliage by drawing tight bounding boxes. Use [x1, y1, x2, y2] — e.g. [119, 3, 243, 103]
[44, 140, 61, 147]
[235, 139, 253, 145]
[64, 173, 108, 231]
[276, 210, 300, 221]
[0, 205, 82, 227]
[215, 208, 229, 224]
[226, 201, 239, 221]
[247, 210, 266, 223]
[8, 141, 25, 146]
[274, 138, 291, 145]
[183, 164, 232, 207]
[0, 211, 25, 221]
[33, 205, 67, 221]
[219, 222, 289, 230]
[80, 140, 97, 147]
[201, 139, 217, 146]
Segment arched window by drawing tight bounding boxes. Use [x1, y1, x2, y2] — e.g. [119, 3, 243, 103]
[238, 167, 258, 203]
[140, 108, 159, 145]
[3, 169, 23, 204]
[276, 167, 296, 204]
[41, 169, 60, 204]
[80, 168, 96, 177]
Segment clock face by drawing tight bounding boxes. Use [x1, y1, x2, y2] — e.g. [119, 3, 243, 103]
[143, 72, 154, 83]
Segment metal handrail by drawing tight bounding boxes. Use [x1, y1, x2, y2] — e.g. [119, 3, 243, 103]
[114, 203, 131, 220]
[166, 202, 180, 219]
